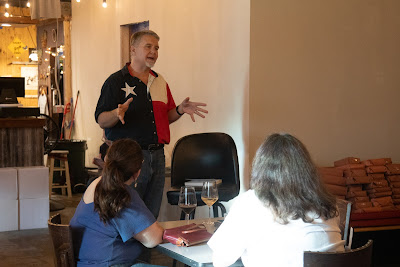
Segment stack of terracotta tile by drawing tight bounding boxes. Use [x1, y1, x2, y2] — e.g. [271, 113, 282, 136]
[334, 157, 373, 212]
[318, 167, 346, 199]
[359, 158, 395, 212]
[385, 163, 400, 209]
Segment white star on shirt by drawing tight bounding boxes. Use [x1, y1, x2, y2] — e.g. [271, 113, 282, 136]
[121, 82, 137, 98]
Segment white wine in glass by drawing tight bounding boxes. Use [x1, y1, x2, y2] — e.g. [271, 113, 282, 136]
[201, 180, 219, 225]
[178, 186, 197, 222]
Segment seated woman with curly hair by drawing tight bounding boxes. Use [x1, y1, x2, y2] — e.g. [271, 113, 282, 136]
[208, 133, 345, 267]
[70, 139, 164, 267]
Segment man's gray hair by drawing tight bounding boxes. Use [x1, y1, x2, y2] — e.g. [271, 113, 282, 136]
[130, 30, 160, 47]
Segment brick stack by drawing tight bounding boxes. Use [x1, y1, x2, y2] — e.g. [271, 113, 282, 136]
[334, 157, 374, 213]
[385, 163, 400, 209]
[361, 158, 395, 212]
[319, 167, 346, 199]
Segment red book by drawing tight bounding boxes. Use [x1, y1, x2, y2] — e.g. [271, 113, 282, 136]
[163, 223, 213, 247]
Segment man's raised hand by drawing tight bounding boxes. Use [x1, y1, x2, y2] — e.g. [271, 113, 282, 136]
[117, 98, 133, 124]
[180, 97, 208, 122]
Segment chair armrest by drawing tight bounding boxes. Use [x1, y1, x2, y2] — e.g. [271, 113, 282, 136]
[58, 243, 72, 267]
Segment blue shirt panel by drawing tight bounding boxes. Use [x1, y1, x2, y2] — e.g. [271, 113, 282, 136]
[70, 186, 156, 266]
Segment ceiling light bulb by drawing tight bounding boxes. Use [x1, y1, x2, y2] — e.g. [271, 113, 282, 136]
[5, 11, 9, 17]
[76, 0, 80, 2]
[102, 0, 107, 8]
[5, 3, 9, 8]
[27, 2, 30, 7]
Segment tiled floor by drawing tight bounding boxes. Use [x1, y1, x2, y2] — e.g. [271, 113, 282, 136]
[0, 193, 183, 267]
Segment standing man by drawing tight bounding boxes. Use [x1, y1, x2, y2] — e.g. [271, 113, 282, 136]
[95, 30, 207, 219]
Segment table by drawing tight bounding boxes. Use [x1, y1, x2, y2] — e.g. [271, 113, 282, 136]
[157, 218, 243, 267]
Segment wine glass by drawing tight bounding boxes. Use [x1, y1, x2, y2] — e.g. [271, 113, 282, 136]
[201, 180, 219, 225]
[178, 186, 197, 223]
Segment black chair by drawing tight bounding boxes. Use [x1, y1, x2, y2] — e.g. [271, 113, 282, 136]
[167, 132, 240, 219]
[304, 239, 373, 267]
[48, 213, 76, 267]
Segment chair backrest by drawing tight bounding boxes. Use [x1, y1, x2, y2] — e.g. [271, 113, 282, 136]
[48, 213, 75, 267]
[171, 132, 240, 191]
[336, 198, 352, 247]
[304, 239, 373, 267]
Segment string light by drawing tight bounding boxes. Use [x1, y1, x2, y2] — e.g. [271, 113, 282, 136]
[2, 1, 32, 17]
[71, 0, 111, 7]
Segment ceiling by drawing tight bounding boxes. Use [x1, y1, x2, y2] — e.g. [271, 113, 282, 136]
[1, 0, 30, 7]
[0, 0, 71, 26]
[0, 0, 71, 9]
[1, 0, 70, 5]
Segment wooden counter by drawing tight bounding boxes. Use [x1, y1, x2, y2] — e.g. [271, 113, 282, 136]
[0, 117, 45, 167]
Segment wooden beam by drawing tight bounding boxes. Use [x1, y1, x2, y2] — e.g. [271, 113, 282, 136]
[0, 16, 39, 25]
[63, 19, 73, 139]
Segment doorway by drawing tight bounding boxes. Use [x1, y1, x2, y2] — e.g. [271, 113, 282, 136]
[120, 21, 149, 67]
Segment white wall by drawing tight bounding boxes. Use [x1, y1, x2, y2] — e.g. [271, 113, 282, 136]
[250, 0, 400, 166]
[71, 0, 250, 219]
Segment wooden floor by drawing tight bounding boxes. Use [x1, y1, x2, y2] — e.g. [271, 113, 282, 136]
[0, 193, 185, 267]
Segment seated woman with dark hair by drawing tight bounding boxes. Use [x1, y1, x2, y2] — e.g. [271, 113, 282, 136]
[208, 133, 345, 267]
[70, 139, 164, 267]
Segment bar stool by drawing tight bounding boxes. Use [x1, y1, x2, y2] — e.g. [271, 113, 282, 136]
[47, 150, 72, 198]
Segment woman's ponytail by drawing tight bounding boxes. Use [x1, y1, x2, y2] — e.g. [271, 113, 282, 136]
[94, 139, 143, 223]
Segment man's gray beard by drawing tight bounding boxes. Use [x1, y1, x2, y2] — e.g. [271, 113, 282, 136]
[146, 62, 155, 68]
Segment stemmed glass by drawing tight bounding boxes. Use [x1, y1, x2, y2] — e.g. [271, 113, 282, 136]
[178, 186, 197, 223]
[201, 180, 219, 225]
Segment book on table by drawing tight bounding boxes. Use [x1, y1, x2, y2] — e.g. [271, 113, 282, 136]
[163, 223, 213, 247]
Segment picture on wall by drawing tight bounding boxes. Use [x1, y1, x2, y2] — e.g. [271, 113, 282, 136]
[21, 66, 39, 98]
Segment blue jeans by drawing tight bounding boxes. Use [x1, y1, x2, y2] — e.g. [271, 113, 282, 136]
[132, 149, 165, 219]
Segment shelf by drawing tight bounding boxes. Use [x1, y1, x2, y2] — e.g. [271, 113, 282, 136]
[8, 62, 38, 65]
